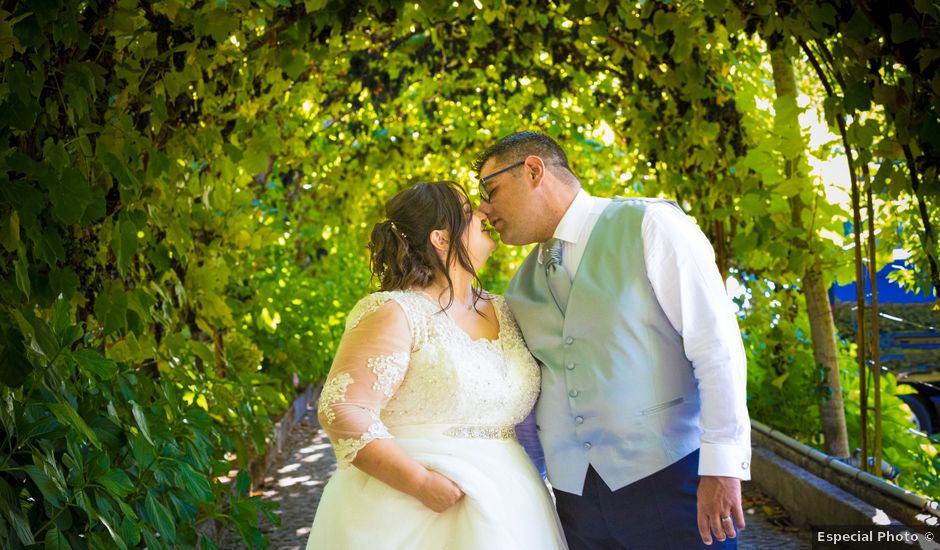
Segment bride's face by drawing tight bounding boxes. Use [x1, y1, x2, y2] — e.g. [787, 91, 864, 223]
[462, 203, 497, 271]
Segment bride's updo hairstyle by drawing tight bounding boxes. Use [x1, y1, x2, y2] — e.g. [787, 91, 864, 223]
[369, 181, 484, 308]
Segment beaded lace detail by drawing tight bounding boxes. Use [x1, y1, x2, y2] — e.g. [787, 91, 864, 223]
[318, 290, 540, 469]
[444, 425, 517, 440]
[333, 420, 393, 468]
[369, 352, 410, 397]
[318, 373, 354, 424]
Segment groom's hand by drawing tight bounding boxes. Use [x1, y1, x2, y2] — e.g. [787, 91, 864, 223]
[696, 475, 744, 545]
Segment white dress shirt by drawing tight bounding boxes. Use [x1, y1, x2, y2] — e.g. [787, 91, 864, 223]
[539, 189, 751, 479]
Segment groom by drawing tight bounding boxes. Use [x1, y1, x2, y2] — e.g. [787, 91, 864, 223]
[476, 132, 751, 549]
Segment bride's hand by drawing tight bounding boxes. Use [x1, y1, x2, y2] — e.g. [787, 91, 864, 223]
[415, 469, 464, 512]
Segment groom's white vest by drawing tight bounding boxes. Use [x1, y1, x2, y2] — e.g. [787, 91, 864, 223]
[506, 198, 702, 495]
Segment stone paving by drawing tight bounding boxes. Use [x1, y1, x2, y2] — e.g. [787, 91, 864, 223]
[739, 482, 812, 549]
[223, 403, 812, 549]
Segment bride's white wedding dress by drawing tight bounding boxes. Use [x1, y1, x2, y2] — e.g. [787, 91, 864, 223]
[306, 290, 567, 549]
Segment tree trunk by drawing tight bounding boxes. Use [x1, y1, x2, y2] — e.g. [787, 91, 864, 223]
[769, 46, 850, 458]
[803, 264, 851, 457]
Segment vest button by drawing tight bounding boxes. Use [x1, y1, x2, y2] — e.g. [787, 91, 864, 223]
[564, 336, 574, 345]
[583, 442, 592, 450]
[566, 362, 576, 370]
[575, 416, 584, 424]
[569, 389, 579, 398]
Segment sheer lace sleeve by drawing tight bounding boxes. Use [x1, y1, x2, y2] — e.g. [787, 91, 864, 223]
[318, 293, 413, 468]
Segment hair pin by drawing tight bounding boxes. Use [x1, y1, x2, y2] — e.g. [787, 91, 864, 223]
[388, 220, 405, 239]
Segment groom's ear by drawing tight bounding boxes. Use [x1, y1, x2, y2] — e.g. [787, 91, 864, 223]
[429, 229, 449, 252]
[524, 155, 545, 187]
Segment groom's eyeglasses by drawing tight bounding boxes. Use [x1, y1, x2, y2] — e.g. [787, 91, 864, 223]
[478, 161, 525, 202]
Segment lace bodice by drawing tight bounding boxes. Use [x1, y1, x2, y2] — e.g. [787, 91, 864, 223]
[318, 290, 540, 468]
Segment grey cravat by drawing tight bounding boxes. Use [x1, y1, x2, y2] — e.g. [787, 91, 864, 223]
[542, 238, 572, 314]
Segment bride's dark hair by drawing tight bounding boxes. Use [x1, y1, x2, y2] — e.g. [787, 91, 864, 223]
[369, 181, 485, 311]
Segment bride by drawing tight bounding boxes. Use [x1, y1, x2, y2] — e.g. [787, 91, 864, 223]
[306, 181, 567, 549]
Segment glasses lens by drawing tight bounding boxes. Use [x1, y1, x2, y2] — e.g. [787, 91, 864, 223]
[479, 180, 490, 201]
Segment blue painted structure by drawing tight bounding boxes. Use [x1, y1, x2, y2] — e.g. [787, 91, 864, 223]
[831, 255, 939, 433]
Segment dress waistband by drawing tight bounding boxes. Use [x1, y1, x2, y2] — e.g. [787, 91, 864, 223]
[389, 423, 517, 440]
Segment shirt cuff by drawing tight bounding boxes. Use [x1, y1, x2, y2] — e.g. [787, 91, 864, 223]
[698, 443, 752, 480]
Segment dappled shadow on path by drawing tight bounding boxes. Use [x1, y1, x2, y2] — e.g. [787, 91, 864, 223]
[221, 406, 336, 550]
[223, 404, 811, 550]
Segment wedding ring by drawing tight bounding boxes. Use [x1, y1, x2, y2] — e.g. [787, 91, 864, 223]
[720, 516, 732, 522]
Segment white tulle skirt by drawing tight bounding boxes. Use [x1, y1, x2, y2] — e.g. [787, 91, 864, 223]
[305, 424, 568, 550]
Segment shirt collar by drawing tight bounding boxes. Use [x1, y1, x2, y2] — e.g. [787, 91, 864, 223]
[538, 188, 593, 264]
[552, 188, 593, 244]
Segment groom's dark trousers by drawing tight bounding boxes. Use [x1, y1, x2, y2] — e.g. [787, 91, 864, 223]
[553, 450, 738, 550]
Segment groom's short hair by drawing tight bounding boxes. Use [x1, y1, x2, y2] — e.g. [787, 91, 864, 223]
[475, 132, 575, 180]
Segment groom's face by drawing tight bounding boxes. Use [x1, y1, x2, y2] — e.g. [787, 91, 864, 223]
[478, 157, 538, 246]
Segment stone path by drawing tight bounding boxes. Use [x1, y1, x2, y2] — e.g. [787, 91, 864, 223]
[223, 403, 812, 549]
[220, 405, 336, 550]
[739, 481, 812, 549]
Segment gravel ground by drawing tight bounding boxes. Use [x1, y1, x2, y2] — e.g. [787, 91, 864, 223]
[220, 405, 335, 550]
[739, 482, 813, 549]
[222, 403, 812, 549]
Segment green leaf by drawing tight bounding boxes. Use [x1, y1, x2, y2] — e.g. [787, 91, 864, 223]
[0, 394, 15, 435]
[787, 248, 806, 274]
[100, 152, 139, 199]
[48, 402, 101, 448]
[14, 249, 29, 299]
[918, 116, 940, 150]
[82, 184, 106, 223]
[44, 527, 70, 550]
[808, 4, 836, 29]
[66, 437, 84, 471]
[142, 529, 164, 550]
[131, 432, 156, 469]
[51, 293, 71, 335]
[278, 49, 307, 80]
[23, 464, 65, 507]
[176, 462, 213, 503]
[94, 287, 128, 337]
[652, 10, 677, 34]
[119, 516, 141, 548]
[49, 167, 91, 225]
[0, 208, 19, 252]
[145, 491, 176, 544]
[236, 469, 251, 496]
[130, 400, 154, 446]
[112, 217, 138, 277]
[95, 511, 128, 550]
[73, 348, 118, 380]
[0, 17, 19, 62]
[843, 10, 870, 40]
[200, 534, 220, 550]
[95, 470, 134, 499]
[704, 0, 728, 15]
[74, 488, 95, 520]
[843, 81, 873, 113]
[151, 93, 168, 126]
[149, 150, 169, 178]
[25, 311, 60, 362]
[36, 224, 66, 267]
[0, 95, 38, 131]
[0, 475, 35, 544]
[0, 328, 32, 388]
[5, 505, 35, 545]
[889, 13, 919, 44]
